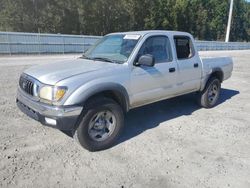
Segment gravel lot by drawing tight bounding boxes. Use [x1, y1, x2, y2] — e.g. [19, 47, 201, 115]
[0, 51, 250, 188]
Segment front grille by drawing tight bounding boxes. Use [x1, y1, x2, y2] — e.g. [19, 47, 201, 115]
[19, 75, 34, 96]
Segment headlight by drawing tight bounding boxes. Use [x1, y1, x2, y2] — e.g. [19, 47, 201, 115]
[39, 85, 67, 102]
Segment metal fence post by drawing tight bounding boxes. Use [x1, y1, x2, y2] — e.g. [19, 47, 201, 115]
[83, 36, 85, 53]
[38, 32, 41, 55]
[63, 35, 65, 54]
[7, 32, 11, 56]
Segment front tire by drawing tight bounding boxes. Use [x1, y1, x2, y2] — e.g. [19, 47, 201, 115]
[198, 77, 221, 108]
[74, 97, 124, 151]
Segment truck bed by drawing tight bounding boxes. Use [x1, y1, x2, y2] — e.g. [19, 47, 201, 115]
[201, 57, 233, 81]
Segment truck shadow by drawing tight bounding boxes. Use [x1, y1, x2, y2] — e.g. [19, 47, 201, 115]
[116, 88, 239, 146]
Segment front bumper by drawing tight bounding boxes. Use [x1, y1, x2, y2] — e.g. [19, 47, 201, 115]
[16, 88, 83, 130]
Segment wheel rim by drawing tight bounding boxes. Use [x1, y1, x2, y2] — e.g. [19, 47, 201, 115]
[208, 82, 219, 105]
[88, 110, 116, 142]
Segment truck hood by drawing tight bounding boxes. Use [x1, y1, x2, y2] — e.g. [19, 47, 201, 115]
[24, 58, 118, 85]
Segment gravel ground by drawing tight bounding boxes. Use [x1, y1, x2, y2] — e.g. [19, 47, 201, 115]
[0, 51, 250, 188]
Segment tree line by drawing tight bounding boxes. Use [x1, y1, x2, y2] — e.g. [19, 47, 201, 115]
[0, 0, 249, 41]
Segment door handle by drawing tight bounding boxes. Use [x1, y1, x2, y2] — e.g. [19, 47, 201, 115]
[194, 63, 199, 68]
[169, 67, 176, 73]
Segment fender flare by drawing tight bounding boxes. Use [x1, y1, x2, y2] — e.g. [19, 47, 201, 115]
[211, 67, 224, 81]
[201, 67, 224, 91]
[64, 82, 130, 112]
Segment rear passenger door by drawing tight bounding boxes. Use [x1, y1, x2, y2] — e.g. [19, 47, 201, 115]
[174, 36, 202, 94]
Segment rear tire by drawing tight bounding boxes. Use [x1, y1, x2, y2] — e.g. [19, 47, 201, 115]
[74, 97, 124, 151]
[198, 77, 221, 108]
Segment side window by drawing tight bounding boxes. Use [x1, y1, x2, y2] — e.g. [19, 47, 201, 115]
[137, 36, 172, 63]
[174, 36, 194, 59]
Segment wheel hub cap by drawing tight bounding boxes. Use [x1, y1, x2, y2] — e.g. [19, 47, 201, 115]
[88, 111, 116, 141]
[208, 83, 219, 104]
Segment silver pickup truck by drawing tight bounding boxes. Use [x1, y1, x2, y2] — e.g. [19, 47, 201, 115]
[16, 30, 233, 151]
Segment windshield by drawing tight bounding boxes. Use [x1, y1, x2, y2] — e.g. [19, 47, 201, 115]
[83, 34, 141, 63]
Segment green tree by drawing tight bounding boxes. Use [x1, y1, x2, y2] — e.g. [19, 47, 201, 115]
[78, 0, 130, 35]
[0, 0, 249, 41]
[144, 0, 175, 30]
[230, 0, 249, 41]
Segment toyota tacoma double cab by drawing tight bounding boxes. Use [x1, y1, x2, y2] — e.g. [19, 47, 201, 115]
[16, 30, 233, 151]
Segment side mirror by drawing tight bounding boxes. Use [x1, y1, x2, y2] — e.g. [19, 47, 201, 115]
[137, 54, 155, 67]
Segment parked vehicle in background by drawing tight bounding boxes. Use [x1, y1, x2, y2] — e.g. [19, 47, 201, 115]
[16, 30, 233, 151]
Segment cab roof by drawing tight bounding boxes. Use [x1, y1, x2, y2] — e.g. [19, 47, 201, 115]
[108, 30, 192, 37]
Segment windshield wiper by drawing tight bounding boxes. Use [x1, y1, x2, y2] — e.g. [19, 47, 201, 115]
[80, 55, 123, 64]
[92, 57, 120, 64]
[79, 54, 91, 60]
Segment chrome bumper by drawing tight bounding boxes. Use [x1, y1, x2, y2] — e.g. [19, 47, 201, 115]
[17, 88, 82, 117]
[16, 88, 83, 130]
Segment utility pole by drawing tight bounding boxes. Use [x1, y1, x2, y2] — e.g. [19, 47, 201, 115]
[225, 0, 234, 42]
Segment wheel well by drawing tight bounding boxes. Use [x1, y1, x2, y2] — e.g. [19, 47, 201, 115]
[86, 90, 128, 112]
[210, 71, 223, 82]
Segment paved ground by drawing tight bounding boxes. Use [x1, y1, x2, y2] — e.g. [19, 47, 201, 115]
[0, 51, 249, 188]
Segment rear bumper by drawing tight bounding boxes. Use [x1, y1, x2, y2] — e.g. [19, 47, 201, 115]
[16, 88, 83, 130]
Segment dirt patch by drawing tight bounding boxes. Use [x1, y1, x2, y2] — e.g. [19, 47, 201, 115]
[0, 51, 250, 188]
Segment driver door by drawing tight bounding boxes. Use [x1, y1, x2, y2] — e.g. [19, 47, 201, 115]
[130, 35, 178, 107]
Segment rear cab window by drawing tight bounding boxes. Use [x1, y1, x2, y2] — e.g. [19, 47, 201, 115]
[174, 36, 195, 60]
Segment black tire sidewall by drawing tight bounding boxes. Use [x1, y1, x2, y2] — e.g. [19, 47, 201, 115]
[77, 98, 124, 151]
[201, 78, 221, 108]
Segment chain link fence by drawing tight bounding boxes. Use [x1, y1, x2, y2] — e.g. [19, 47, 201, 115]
[196, 40, 250, 51]
[0, 31, 250, 55]
[0, 31, 101, 55]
